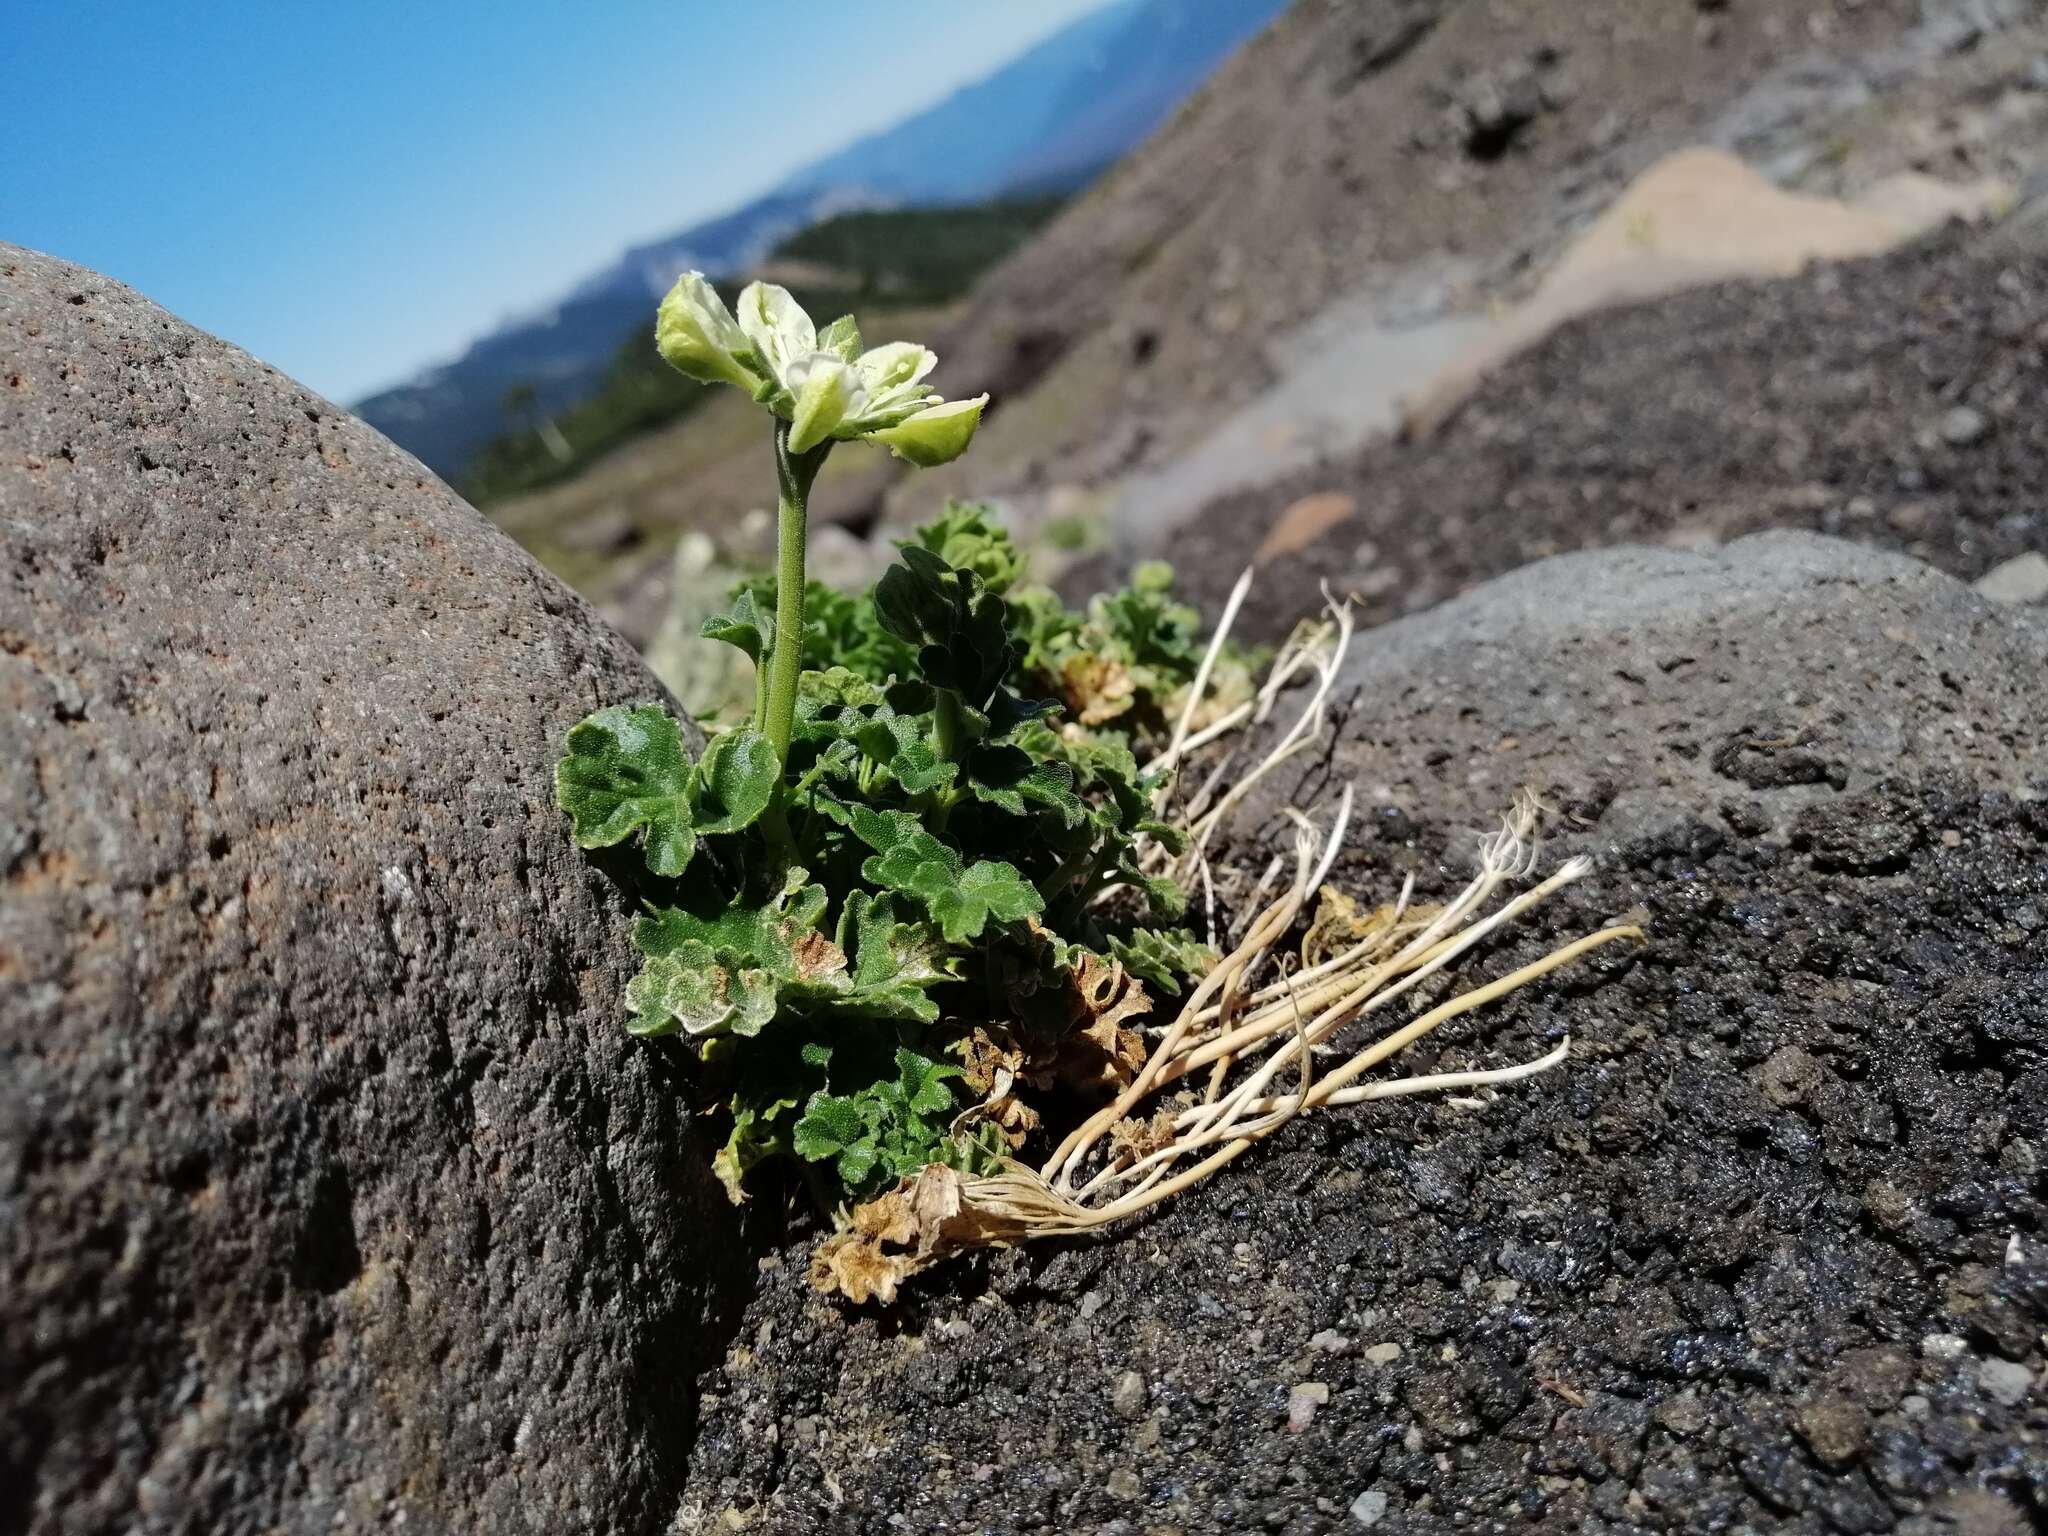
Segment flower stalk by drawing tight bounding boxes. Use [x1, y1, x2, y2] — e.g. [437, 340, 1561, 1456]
[765, 423, 829, 765]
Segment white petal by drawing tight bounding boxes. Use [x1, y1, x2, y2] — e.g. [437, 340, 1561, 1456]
[736, 282, 816, 385]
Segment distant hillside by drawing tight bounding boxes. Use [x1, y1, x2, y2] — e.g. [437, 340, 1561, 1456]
[889, 0, 1943, 525]
[354, 0, 1291, 482]
[459, 201, 1066, 508]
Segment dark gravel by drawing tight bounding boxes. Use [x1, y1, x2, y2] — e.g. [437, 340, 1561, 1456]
[1160, 229, 2048, 646]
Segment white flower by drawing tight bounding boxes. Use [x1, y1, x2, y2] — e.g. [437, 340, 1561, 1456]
[654, 275, 986, 467]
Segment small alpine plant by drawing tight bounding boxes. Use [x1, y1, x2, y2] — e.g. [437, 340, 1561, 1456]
[556, 276, 1214, 1205]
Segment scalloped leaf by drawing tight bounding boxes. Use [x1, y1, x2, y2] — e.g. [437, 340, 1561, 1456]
[832, 891, 949, 1022]
[967, 745, 1084, 828]
[625, 938, 777, 1038]
[691, 727, 778, 834]
[842, 805, 1043, 943]
[636, 878, 832, 978]
[873, 545, 1014, 705]
[854, 711, 956, 797]
[555, 704, 697, 877]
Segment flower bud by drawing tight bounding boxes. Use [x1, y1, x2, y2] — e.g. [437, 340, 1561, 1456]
[655, 272, 755, 390]
[868, 395, 988, 467]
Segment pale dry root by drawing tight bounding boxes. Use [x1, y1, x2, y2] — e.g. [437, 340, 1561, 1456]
[812, 575, 1645, 1305]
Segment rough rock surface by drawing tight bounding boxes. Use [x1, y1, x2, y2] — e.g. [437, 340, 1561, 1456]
[683, 535, 2047, 1534]
[0, 245, 740, 1534]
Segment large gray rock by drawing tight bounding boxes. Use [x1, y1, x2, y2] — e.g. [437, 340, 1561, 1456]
[0, 246, 739, 1534]
[1291, 531, 2046, 844]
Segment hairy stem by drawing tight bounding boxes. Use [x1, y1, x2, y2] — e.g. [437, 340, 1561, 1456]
[764, 424, 829, 765]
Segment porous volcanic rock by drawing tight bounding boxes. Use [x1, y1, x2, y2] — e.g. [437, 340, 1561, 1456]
[0, 245, 739, 1535]
[683, 534, 2046, 1534]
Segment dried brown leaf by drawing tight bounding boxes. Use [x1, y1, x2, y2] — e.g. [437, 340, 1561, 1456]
[1060, 653, 1136, 727]
[1108, 1108, 1180, 1167]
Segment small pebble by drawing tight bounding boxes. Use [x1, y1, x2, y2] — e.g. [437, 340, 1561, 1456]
[1079, 1290, 1106, 1320]
[1655, 1392, 1709, 1437]
[1979, 1359, 2034, 1408]
[1287, 1381, 1329, 1433]
[1135, 1414, 1162, 1452]
[1310, 1329, 1351, 1354]
[1362, 1342, 1403, 1365]
[1900, 1394, 1931, 1419]
[1349, 1489, 1390, 1527]
[1112, 1369, 1147, 1420]
[1104, 1467, 1141, 1500]
[1940, 405, 1990, 446]
[1921, 1333, 1967, 1361]
[1794, 1393, 1870, 1468]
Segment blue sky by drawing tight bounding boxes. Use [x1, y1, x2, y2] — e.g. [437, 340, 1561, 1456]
[2, 1, 1109, 404]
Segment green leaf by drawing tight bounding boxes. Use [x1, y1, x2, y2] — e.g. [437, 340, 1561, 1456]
[636, 878, 831, 978]
[841, 805, 1043, 942]
[854, 711, 957, 797]
[909, 502, 1026, 595]
[792, 1092, 885, 1188]
[893, 1045, 959, 1116]
[691, 727, 778, 834]
[555, 704, 697, 877]
[1107, 927, 1219, 997]
[967, 745, 1084, 828]
[873, 545, 1014, 706]
[625, 939, 777, 1038]
[700, 588, 774, 665]
[833, 891, 950, 1022]
[942, 861, 1046, 942]
[791, 1093, 864, 1161]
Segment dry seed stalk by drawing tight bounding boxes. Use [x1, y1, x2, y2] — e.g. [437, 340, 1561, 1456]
[810, 575, 1644, 1305]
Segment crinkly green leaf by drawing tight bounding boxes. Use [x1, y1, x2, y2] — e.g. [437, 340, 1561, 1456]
[966, 745, 1084, 828]
[891, 1045, 958, 1116]
[625, 938, 777, 1038]
[636, 878, 831, 979]
[555, 704, 697, 877]
[940, 861, 1046, 941]
[841, 805, 1043, 942]
[854, 711, 956, 797]
[700, 588, 774, 665]
[791, 1046, 965, 1194]
[873, 545, 1014, 705]
[1107, 927, 1219, 997]
[691, 727, 778, 835]
[908, 502, 1026, 595]
[791, 1093, 877, 1186]
[822, 892, 948, 1022]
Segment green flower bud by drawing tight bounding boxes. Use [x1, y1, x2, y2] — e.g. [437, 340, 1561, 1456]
[655, 272, 756, 390]
[867, 395, 988, 468]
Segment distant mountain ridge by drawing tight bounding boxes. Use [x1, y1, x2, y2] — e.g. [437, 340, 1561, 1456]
[354, 0, 1292, 480]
